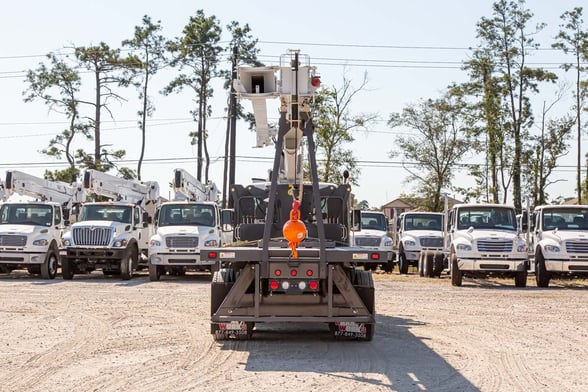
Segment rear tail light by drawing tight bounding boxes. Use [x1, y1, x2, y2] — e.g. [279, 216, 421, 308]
[270, 280, 279, 290]
[290, 269, 298, 277]
[309, 280, 319, 290]
[306, 269, 313, 277]
[275, 269, 282, 276]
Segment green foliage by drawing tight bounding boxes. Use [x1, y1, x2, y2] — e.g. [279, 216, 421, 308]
[311, 72, 376, 186]
[388, 90, 475, 211]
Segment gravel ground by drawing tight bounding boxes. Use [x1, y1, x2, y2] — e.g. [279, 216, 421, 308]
[0, 268, 586, 392]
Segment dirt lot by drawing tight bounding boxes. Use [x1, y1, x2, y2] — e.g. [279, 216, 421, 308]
[0, 269, 586, 392]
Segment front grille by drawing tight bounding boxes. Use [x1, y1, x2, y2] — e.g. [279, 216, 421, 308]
[420, 237, 443, 247]
[72, 226, 113, 246]
[0, 235, 27, 247]
[355, 237, 380, 247]
[166, 236, 199, 248]
[477, 240, 512, 252]
[480, 264, 510, 270]
[566, 241, 588, 254]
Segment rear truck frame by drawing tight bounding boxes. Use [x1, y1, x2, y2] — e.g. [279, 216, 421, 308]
[201, 51, 384, 340]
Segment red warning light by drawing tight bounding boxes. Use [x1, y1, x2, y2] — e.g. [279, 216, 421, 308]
[371, 253, 380, 260]
[208, 251, 218, 259]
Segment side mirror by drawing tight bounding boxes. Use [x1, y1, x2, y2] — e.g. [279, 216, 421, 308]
[350, 209, 361, 231]
[221, 209, 234, 232]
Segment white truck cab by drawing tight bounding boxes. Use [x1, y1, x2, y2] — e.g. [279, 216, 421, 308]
[447, 203, 528, 287]
[0, 170, 83, 279]
[530, 205, 588, 287]
[350, 211, 394, 272]
[60, 170, 159, 280]
[394, 211, 444, 275]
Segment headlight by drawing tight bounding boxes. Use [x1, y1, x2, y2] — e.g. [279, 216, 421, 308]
[33, 239, 49, 246]
[204, 239, 218, 247]
[150, 239, 161, 247]
[456, 243, 472, 251]
[63, 239, 71, 246]
[517, 243, 527, 252]
[384, 239, 392, 247]
[404, 240, 416, 247]
[544, 245, 560, 253]
[113, 239, 128, 248]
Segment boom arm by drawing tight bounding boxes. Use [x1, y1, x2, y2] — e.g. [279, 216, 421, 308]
[83, 169, 159, 207]
[5, 170, 85, 209]
[172, 168, 218, 202]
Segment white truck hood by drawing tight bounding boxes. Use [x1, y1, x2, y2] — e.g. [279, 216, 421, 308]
[404, 230, 443, 238]
[542, 229, 588, 242]
[0, 224, 46, 234]
[460, 229, 517, 241]
[354, 229, 387, 238]
[157, 225, 212, 237]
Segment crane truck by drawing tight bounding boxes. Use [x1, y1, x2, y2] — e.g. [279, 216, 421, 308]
[350, 210, 394, 272]
[148, 168, 229, 280]
[0, 170, 84, 279]
[61, 170, 159, 280]
[527, 204, 588, 287]
[200, 51, 386, 341]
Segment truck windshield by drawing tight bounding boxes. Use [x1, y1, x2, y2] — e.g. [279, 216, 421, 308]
[0, 204, 53, 226]
[457, 207, 516, 231]
[542, 208, 588, 231]
[78, 205, 133, 223]
[361, 213, 387, 231]
[403, 214, 443, 231]
[159, 204, 215, 227]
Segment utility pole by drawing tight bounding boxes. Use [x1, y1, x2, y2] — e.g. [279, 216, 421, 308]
[226, 45, 238, 208]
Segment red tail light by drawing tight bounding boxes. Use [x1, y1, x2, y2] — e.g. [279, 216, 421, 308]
[309, 280, 319, 290]
[270, 281, 279, 290]
[275, 269, 282, 276]
[306, 269, 313, 277]
[208, 251, 218, 259]
[370, 253, 380, 260]
[290, 269, 298, 277]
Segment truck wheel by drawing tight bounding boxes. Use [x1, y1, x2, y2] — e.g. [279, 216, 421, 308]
[62, 259, 74, 280]
[425, 254, 435, 278]
[398, 251, 409, 275]
[418, 254, 424, 277]
[535, 252, 550, 288]
[514, 270, 527, 287]
[382, 259, 394, 273]
[120, 247, 137, 281]
[149, 264, 162, 281]
[41, 249, 58, 279]
[450, 252, 462, 287]
[433, 253, 445, 277]
[27, 265, 41, 275]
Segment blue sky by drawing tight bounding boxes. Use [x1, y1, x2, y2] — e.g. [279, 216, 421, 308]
[0, 0, 584, 207]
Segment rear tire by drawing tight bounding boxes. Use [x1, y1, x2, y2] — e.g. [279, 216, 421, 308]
[418, 254, 424, 277]
[425, 254, 434, 278]
[41, 249, 58, 279]
[514, 270, 527, 287]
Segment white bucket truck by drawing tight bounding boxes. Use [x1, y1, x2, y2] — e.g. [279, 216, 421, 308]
[148, 169, 228, 281]
[446, 203, 528, 287]
[60, 170, 159, 280]
[0, 170, 84, 279]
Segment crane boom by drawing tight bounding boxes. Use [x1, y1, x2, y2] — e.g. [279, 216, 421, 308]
[5, 170, 85, 208]
[172, 168, 218, 202]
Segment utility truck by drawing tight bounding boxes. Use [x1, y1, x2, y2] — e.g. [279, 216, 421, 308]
[350, 211, 394, 272]
[446, 203, 528, 287]
[0, 170, 84, 279]
[200, 51, 385, 340]
[393, 211, 445, 277]
[61, 170, 159, 280]
[528, 205, 588, 287]
[148, 168, 228, 280]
